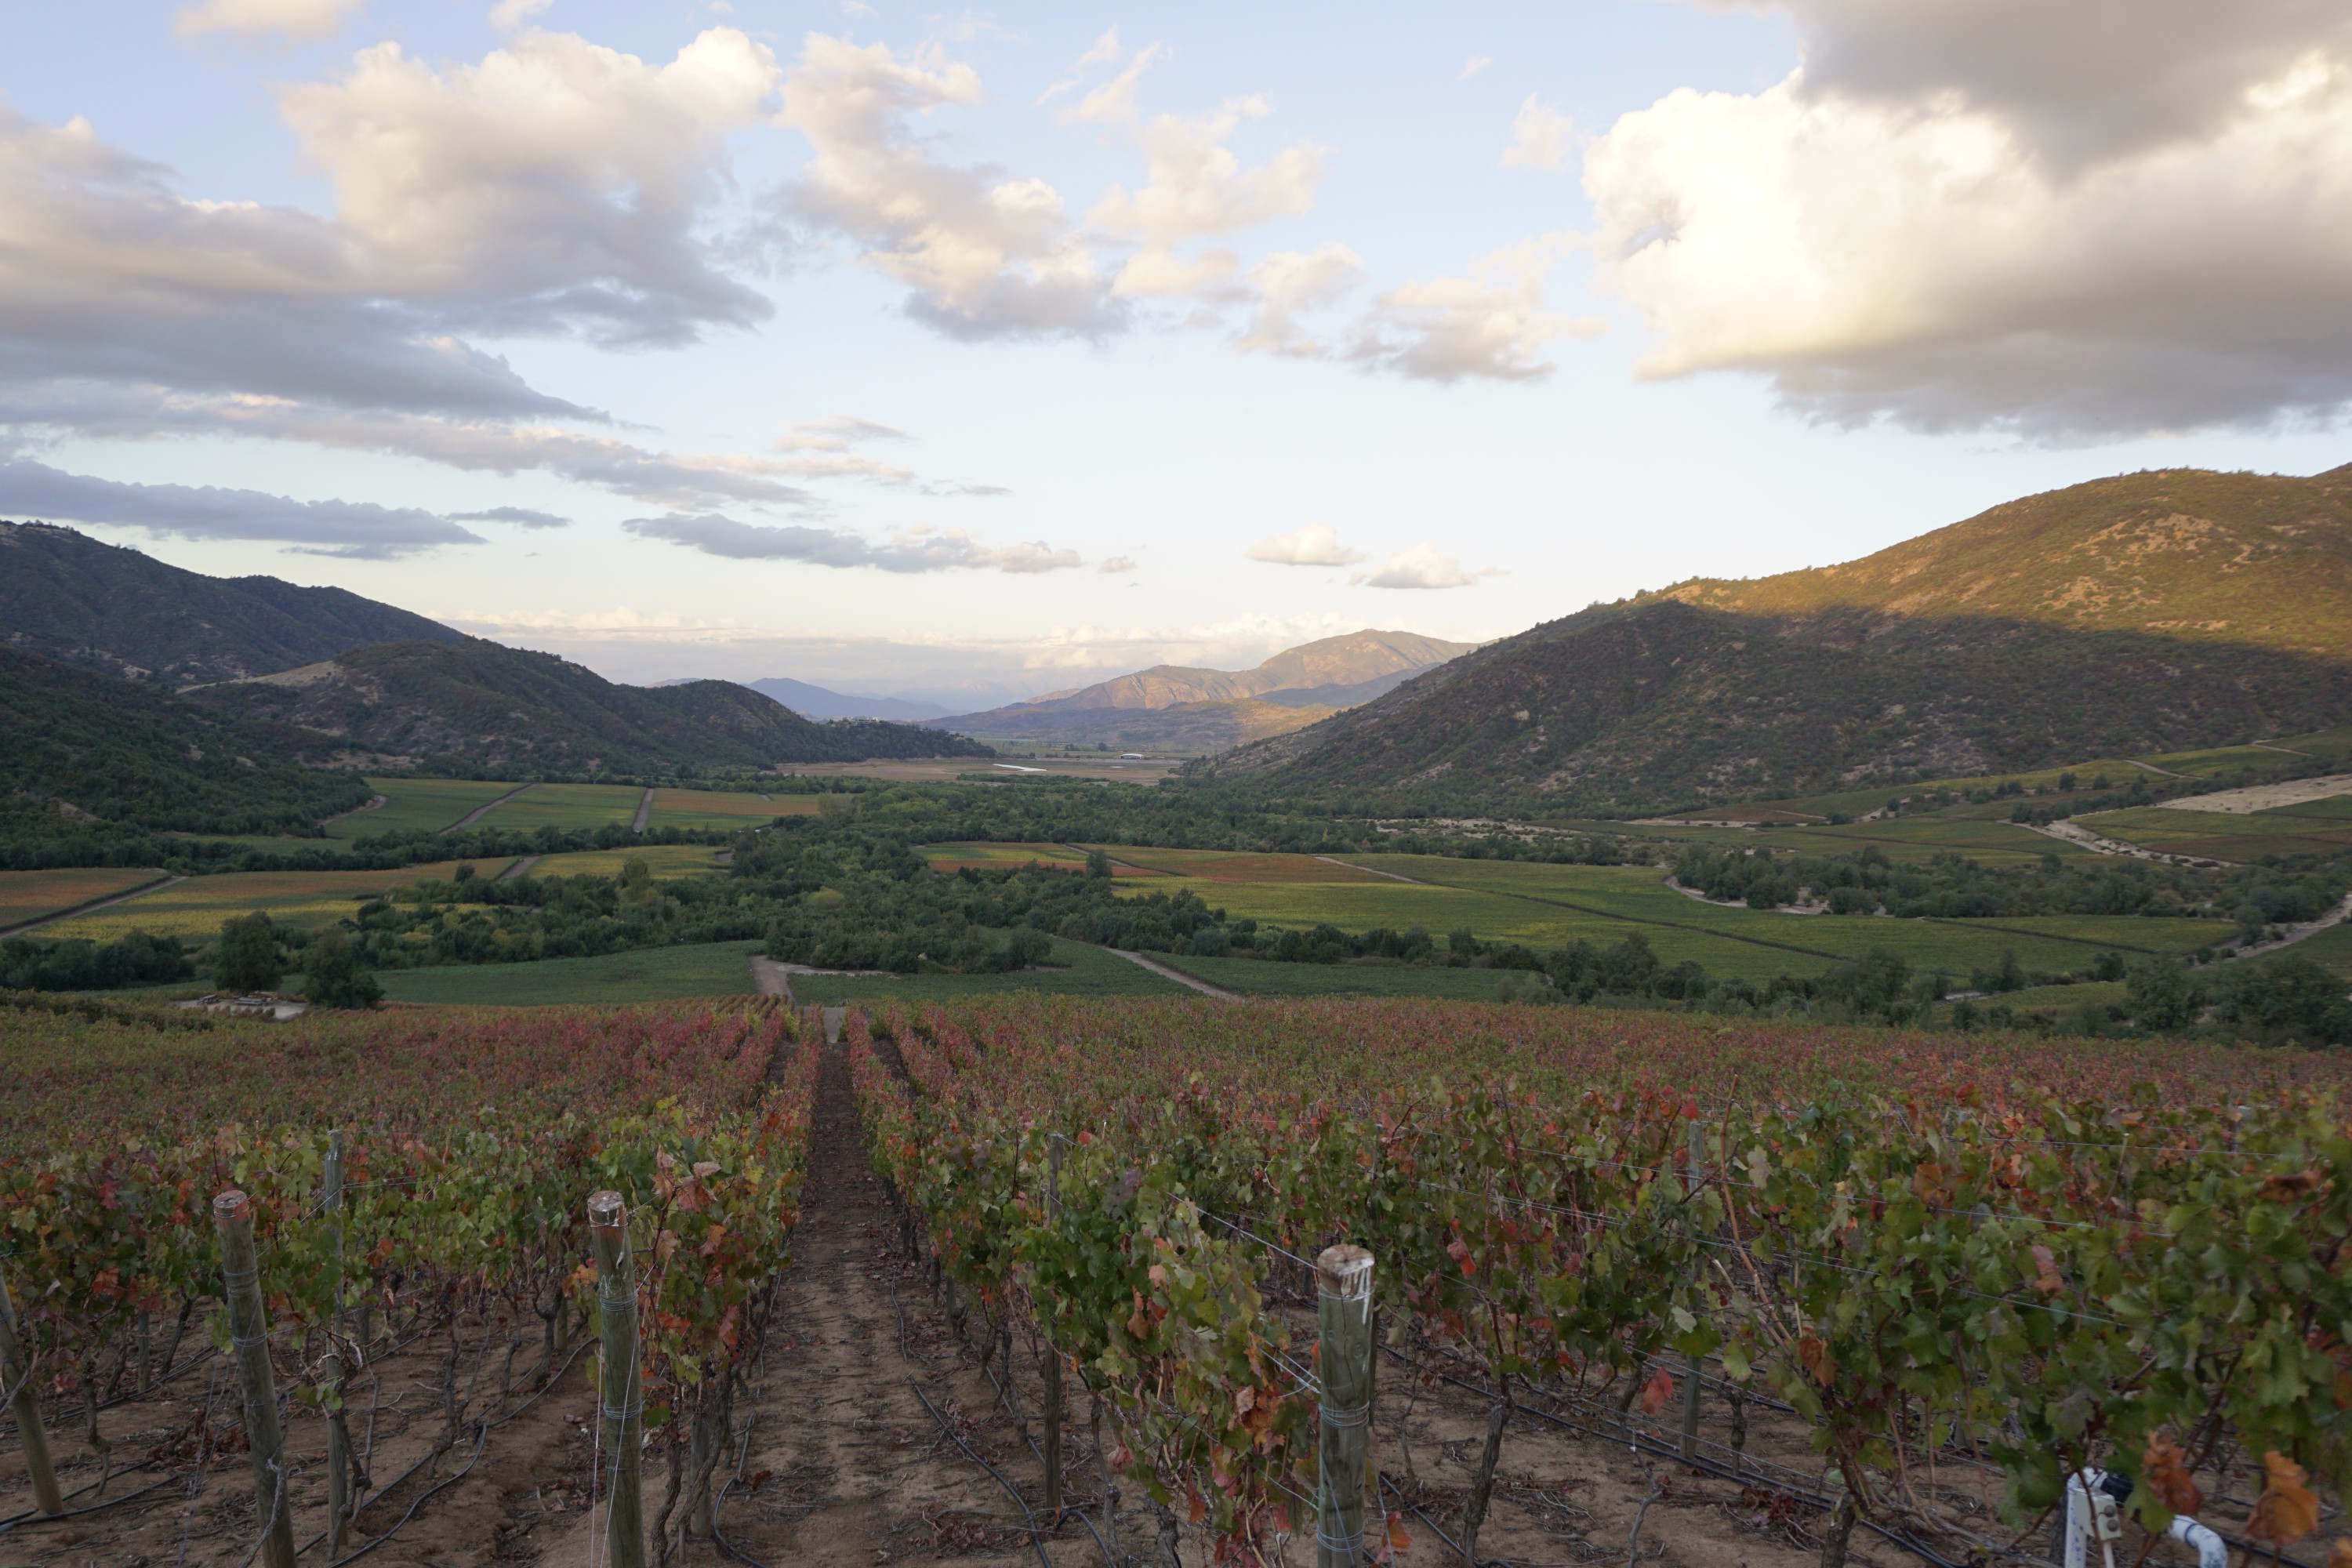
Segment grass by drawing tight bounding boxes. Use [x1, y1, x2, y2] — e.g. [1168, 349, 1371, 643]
[785, 938, 1184, 1004]
[524, 845, 728, 880]
[39, 861, 504, 942]
[1153, 954, 1534, 1000]
[2080, 805, 2352, 860]
[921, 842, 1094, 872]
[2295, 922, 2352, 978]
[1092, 847, 1389, 883]
[376, 940, 765, 1006]
[0, 867, 171, 929]
[646, 789, 822, 832]
[474, 782, 649, 833]
[330, 778, 524, 839]
[1738, 817, 2097, 866]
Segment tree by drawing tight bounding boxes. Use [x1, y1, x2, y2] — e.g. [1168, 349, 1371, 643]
[2212, 954, 2352, 1045]
[214, 912, 281, 993]
[1085, 848, 1112, 880]
[2126, 958, 2202, 1033]
[303, 927, 382, 1009]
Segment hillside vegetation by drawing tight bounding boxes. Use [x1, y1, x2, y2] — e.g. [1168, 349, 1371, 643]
[1201, 467, 2352, 814]
[189, 637, 992, 777]
[0, 647, 368, 840]
[0, 521, 462, 684]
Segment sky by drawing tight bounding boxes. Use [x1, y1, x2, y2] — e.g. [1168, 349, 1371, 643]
[3, 1, 2350, 708]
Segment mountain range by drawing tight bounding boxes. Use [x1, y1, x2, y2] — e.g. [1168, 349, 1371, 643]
[741, 677, 953, 722]
[1200, 466, 2352, 813]
[0, 520, 462, 685]
[930, 630, 1480, 750]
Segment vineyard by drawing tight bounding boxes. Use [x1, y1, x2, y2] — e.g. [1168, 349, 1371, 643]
[2, 994, 2350, 1566]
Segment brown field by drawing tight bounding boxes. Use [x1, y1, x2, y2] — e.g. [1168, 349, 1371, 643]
[0, 866, 170, 930]
[1093, 846, 1395, 882]
[919, 841, 1162, 877]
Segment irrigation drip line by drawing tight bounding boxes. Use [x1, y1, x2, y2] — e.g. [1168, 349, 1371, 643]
[908, 1378, 1054, 1568]
[0, 1470, 178, 1536]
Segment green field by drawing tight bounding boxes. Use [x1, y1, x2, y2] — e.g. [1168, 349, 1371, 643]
[786, 939, 1182, 1004]
[2082, 804, 2352, 860]
[645, 788, 822, 832]
[472, 782, 649, 833]
[41, 860, 503, 942]
[1155, 954, 1532, 1000]
[525, 844, 728, 879]
[1112, 851, 2223, 984]
[1737, 815, 2097, 866]
[376, 940, 765, 1006]
[2296, 922, 2352, 978]
[329, 778, 523, 839]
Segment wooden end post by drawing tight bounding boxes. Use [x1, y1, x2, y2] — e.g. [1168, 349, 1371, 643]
[1680, 1117, 1708, 1461]
[0, 1269, 63, 1516]
[1315, 1244, 1375, 1568]
[1043, 1134, 1065, 1522]
[214, 1190, 296, 1568]
[322, 1132, 354, 1548]
[589, 1191, 647, 1568]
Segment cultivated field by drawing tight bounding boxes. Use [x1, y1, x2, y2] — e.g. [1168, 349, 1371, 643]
[328, 777, 521, 837]
[34, 860, 499, 941]
[645, 786, 820, 831]
[470, 781, 648, 831]
[0, 866, 169, 929]
[375, 938, 765, 1005]
[523, 843, 727, 879]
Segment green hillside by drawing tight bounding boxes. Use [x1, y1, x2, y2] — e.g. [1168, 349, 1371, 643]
[1202, 466, 2352, 815]
[0, 647, 368, 839]
[186, 637, 992, 777]
[0, 521, 462, 685]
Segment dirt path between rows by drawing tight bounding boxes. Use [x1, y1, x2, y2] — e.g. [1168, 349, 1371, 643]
[632, 788, 655, 834]
[2018, 818, 2231, 867]
[444, 782, 535, 832]
[321, 793, 388, 827]
[748, 953, 795, 1000]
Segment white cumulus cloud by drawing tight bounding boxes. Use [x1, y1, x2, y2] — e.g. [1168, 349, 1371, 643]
[0, 459, 482, 558]
[1501, 96, 1575, 170]
[777, 34, 1116, 340]
[1350, 236, 1601, 383]
[1588, 0, 2352, 434]
[1246, 523, 1364, 566]
[1352, 544, 1477, 590]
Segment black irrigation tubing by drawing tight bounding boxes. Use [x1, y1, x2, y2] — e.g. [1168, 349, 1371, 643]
[711, 1410, 775, 1568]
[1381, 1341, 1976, 1568]
[907, 1378, 1054, 1568]
[0, 1470, 179, 1536]
[0, 1342, 221, 1439]
[323, 1421, 491, 1567]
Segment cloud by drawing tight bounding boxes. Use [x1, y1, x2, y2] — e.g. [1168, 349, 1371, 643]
[1039, 29, 1129, 103]
[1097, 555, 1137, 574]
[487, 0, 551, 32]
[1352, 544, 1476, 590]
[1234, 245, 1365, 357]
[0, 459, 481, 557]
[1349, 236, 1602, 383]
[449, 505, 568, 528]
[1501, 96, 1574, 170]
[1246, 523, 1364, 566]
[1091, 96, 1329, 299]
[622, 511, 1083, 573]
[280, 28, 782, 346]
[176, 0, 362, 43]
[1055, 40, 1172, 129]
[1587, 2, 2352, 434]
[776, 34, 1117, 340]
[1459, 56, 1493, 81]
[774, 415, 909, 450]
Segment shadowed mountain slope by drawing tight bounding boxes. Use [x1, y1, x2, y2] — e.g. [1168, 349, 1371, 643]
[0, 521, 463, 686]
[1199, 466, 2352, 814]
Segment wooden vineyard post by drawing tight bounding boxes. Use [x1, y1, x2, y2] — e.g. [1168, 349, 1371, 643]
[589, 1191, 647, 1568]
[322, 1131, 354, 1548]
[214, 1190, 297, 1568]
[1679, 1118, 1706, 1462]
[1315, 1244, 1374, 1568]
[0, 1267, 63, 1516]
[1043, 1134, 1065, 1523]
